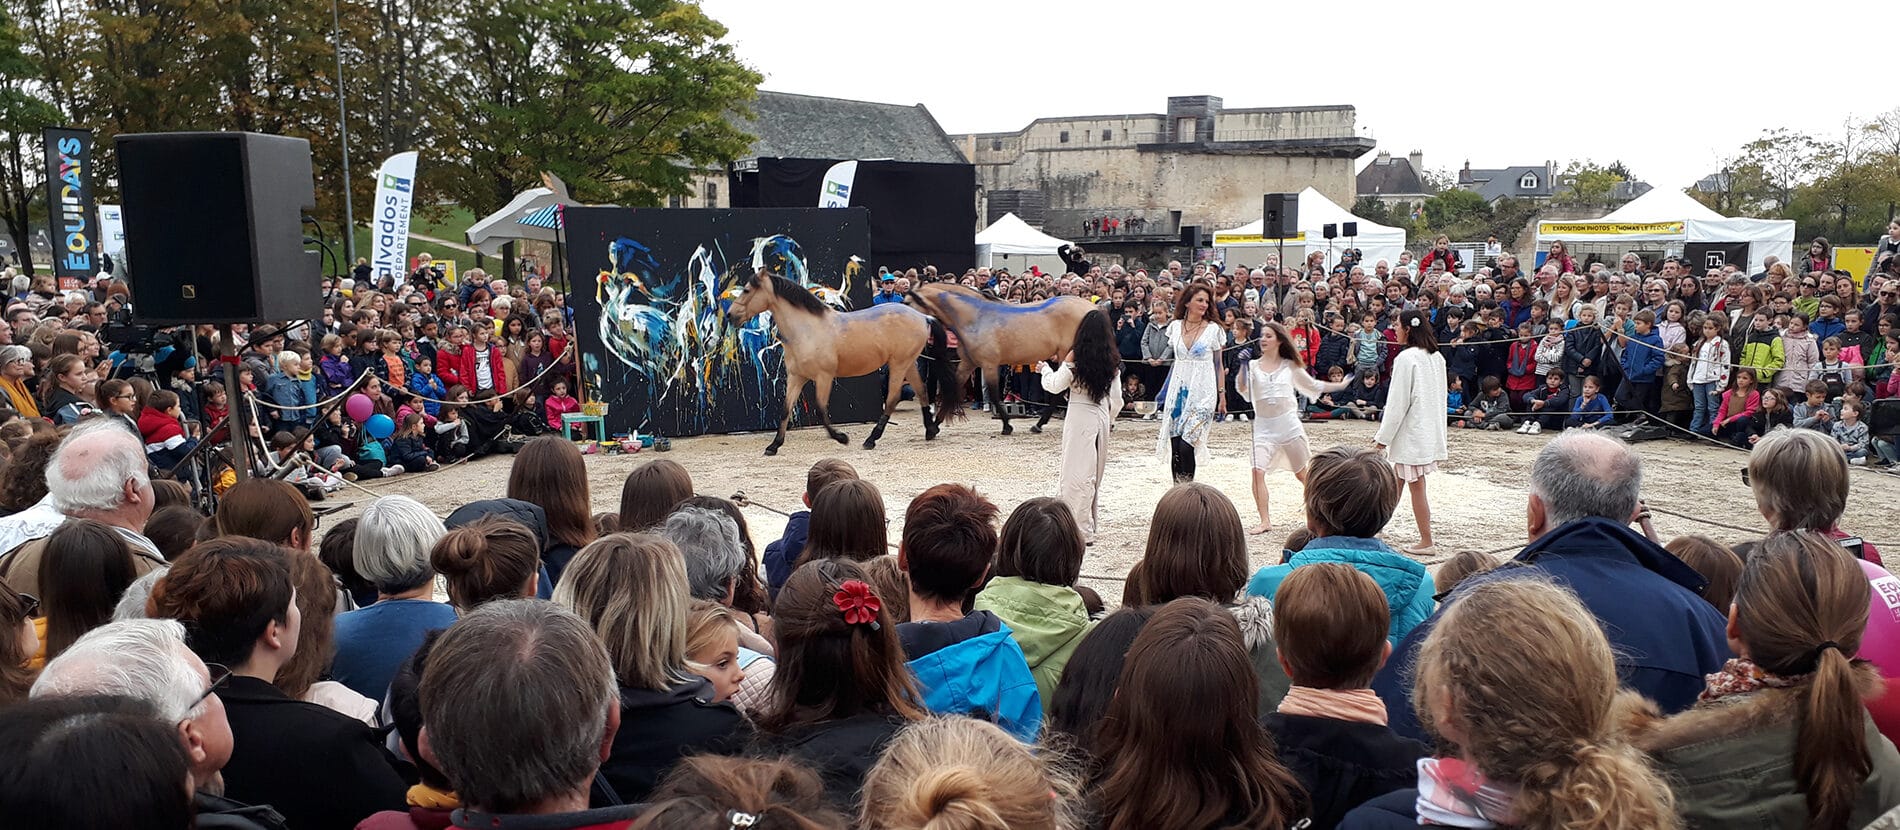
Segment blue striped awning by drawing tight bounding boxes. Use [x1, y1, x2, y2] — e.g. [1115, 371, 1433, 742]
[517, 204, 564, 230]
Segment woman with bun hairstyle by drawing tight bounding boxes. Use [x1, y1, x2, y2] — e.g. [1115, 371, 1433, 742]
[752, 557, 925, 810]
[633, 755, 846, 830]
[860, 716, 1082, 830]
[1088, 597, 1307, 830]
[1340, 577, 1679, 829]
[1626, 531, 1900, 829]
[1371, 309, 1447, 555]
[432, 515, 542, 611]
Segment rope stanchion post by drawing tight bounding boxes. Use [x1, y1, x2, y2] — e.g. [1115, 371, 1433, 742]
[218, 324, 255, 482]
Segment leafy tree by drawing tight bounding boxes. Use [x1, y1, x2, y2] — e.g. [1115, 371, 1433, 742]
[1422, 189, 1489, 229]
[436, 0, 759, 278]
[0, 3, 59, 275]
[1556, 160, 1627, 207]
[1419, 167, 1454, 194]
[1352, 196, 1393, 226]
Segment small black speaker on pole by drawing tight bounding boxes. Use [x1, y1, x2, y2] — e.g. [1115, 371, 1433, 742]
[1343, 221, 1358, 237]
[1180, 225, 1203, 249]
[1262, 193, 1298, 238]
[1322, 223, 1338, 240]
[117, 131, 322, 325]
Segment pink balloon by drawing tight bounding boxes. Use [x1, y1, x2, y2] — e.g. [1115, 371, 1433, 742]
[345, 393, 374, 423]
[1856, 559, 1900, 744]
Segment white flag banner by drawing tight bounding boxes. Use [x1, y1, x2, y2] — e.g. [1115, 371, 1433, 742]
[96, 203, 125, 267]
[371, 151, 420, 284]
[818, 160, 857, 208]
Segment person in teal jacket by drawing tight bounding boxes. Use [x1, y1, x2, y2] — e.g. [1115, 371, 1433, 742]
[896, 484, 1042, 742]
[1246, 446, 1434, 644]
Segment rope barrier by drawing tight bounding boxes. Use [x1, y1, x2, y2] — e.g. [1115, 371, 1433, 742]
[244, 370, 370, 411]
[244, 344, 576, 410]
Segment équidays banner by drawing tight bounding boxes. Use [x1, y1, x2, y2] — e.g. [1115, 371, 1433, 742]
[42, 127, 96, 290]
[371, 151, 420, 286]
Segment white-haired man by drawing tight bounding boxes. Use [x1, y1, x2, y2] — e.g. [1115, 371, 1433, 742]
[0, 419, 161, 596]
[33, 619, 286, 829]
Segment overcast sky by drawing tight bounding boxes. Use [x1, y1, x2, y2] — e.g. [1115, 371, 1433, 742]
[700, 0, 1889, 190]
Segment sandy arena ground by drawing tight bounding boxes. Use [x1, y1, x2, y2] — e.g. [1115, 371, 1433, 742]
[322, 404, 1900, 601]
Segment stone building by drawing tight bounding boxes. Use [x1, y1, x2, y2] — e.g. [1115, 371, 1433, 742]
[951, 95, 1374, 254]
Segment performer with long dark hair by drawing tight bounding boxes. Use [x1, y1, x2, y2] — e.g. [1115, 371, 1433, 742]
[1236, 320, 1351, 534]
[1373, 310, 1448, 555]
[1041, 309, 1123, 545]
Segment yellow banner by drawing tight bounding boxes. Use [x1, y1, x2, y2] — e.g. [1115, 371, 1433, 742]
[1213, 231, 1308, 245]
[1538, 221, 1685, 235]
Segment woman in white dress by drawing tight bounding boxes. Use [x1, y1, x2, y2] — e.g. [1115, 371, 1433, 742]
[1155, 282, 1226, 482]
[1236, 320, 1351, 534]
[1373, 310, 1449, 555]
[1040, 309, 1123, 545]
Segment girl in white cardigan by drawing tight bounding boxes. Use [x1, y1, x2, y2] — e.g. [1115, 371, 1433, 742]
[1373, 310, 1449, 555]
[1039, 310, 1124, 545]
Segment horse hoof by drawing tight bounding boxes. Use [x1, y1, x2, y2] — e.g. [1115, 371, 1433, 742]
[832, 432, 849, 445]
[1029, 425, 1043, 434]
[763, 446, 780, 457]
[861, 439, 876, 450]
[1001, 424, 1013, 436]
[925, 426, 940, 441]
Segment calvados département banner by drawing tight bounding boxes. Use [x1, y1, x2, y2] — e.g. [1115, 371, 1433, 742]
[1537, 221, 1686, 236]
[371, 151, 420, 285]
[42, 127, 96, 290]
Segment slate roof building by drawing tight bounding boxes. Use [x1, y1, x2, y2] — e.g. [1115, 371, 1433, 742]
[1357, 150, 1429, 207]
[1457, 161, 1559, 204]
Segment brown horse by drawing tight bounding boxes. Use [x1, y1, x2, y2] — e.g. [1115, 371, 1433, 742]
[726, 268, 955, 455]
[905, 283, 1096, 435]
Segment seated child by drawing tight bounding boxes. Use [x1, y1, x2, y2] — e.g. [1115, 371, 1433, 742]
[1443, 376, 1466, 419]
[763, 458, 859, 599]
[1791, 379, 1835, 432]
[1458, 375, 1514, 431]
[543, 378, 581, 432]
[1564, 375, 1613, 429]
[1334, 370, 1386, 420]
[1306, 365, 1348, 420]
[389, 413, 440, 472]
[137, 390, 199, 472]
[1519, 369, 1571, 434]
[1834, 400, 1871, 465]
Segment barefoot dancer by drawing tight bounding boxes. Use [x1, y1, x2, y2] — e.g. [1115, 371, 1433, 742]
[1236, 320, 1350, 534]
[1373, 310, 1448, 555]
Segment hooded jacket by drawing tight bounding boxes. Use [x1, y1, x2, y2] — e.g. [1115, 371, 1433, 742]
[598, 677, 751, 805]
[1246, 536, 1435, 644]
[972, 577, 1094, 713]
[762, 510, 809, 601]
[1562, 323, 1604, 377]
[1618, 328, 1666, 383]
[1741, 327, 1785, 383]
[749, 712, 910, 810]
[899, 610, 1042, 742]
[1624, 668, 1900, 830]
[443, 499, 558, 597]
[138, 405, 196, 469]
[1372, 517, 1731, 743]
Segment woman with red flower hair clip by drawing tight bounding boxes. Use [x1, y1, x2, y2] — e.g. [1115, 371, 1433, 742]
[751, 558, 926, 811]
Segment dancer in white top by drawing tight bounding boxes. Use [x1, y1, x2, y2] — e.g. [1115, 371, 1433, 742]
[1040, 309, 1124, 545]
[1373, 310, 1450, 555]
[1235, 320, 1351, 534]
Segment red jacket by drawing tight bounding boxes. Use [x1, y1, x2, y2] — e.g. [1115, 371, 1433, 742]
[438, 345, 509, 397]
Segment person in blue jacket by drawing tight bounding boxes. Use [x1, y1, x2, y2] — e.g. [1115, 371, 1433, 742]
[895, 483, 1041, 742]
[1246, 446, 1434, 644]
[1616, 308, 1667, 419]
[1370, 430, 1730, 744]
[1563, 375, 1614, 429]
[763, 458, 857, 600]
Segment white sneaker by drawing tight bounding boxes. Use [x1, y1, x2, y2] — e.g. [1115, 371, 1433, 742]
[1529, 422, 1542, 435]
[1516, 422, 1531, 434]
[1850, 456, 1867, 466]
[382, 464, 406, 476]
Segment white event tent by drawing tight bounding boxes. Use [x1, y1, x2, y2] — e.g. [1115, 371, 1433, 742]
[975, 212, 1071, 272]
[1535, 188, 1794, 275]
[1211, 187, 1407, 271]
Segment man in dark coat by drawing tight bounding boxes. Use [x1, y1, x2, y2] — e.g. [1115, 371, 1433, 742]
[1371, 430, 1731, 743]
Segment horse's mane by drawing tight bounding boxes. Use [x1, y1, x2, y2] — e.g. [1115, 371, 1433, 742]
[766, 274, 831, 316]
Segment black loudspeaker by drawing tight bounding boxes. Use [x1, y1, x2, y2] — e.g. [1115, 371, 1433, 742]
[1343, 221, 1358, 237]
[117, 132, 321, 325]
[1322, 223, 1338, 240]
[1262, 193, 1298, 238]
[1180, 225, 1202, 249]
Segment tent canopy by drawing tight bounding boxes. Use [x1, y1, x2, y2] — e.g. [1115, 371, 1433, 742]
[1211, 187, 1407, 271]
[465, 173, 591, 257]
[975, 212, 1068, 255]
[1536, 188, 1794, 274]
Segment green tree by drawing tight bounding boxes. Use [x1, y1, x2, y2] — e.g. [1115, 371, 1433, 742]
[437, 0, 759, 278]
[0, 3, 59, 275]
[1422, 189, 1489, 230]
[1556, 160, 1627, 207]
[1352, 195, 1393, 226]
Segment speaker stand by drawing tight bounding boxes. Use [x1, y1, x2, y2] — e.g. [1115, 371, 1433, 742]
[219, 323, 256, 482]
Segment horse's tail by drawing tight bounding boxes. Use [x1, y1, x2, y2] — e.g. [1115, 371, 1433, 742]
[925, 319, 964, 422]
